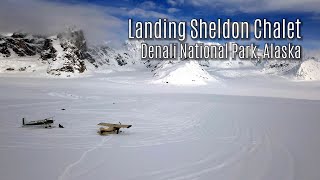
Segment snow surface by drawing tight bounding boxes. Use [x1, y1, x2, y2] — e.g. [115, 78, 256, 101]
[0, 55, 47, 75]
[152, 61, 217, 85]
[0, 71, 320, 180]
[296, 59, 320, 80]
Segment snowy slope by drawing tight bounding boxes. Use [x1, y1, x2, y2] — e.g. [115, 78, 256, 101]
[296, 59, 320, 80]
[0, 56, 47, 75]
[261, 60, 301, 77]
[151, 60, 217, 85]
[89, 40, 144, 67]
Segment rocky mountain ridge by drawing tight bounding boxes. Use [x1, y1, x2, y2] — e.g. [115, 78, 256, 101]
[0, 29, 93, 76]
[0, 29, 320, 81]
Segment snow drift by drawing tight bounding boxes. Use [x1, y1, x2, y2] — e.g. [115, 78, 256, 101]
[151, 60, 217, 85]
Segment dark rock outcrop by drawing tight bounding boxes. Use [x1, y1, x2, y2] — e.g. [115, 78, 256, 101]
[0, 33, 44, 58]
[46, 29, 94, 75]
[0, 29, 95, 76]
[40, 39, 56, 60]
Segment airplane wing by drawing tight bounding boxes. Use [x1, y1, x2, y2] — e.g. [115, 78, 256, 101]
[99, 126, 115, 132]
[98, 122, 132, 128]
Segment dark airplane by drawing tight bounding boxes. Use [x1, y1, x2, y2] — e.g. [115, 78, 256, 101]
[22, 117, 54, 128]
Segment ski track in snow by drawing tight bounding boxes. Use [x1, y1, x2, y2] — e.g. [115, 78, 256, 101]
[130, 120, 258, 180]
[58, 136, 112, 180]
[0, 76, 319, 180]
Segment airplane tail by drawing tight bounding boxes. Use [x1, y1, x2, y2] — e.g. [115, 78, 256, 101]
[22, 118, 25, 126]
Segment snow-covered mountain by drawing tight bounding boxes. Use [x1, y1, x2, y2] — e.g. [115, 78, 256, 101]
[296, 59, 320, 80]
[0, 29, 95, 77]
[151, 60, 217, 85]
[0, 32, 43, 57]
[0, 29, 152, 77]
[1, 29, 320, 82]
[88, 40, 144, 67]
[260, 60, 301, 76]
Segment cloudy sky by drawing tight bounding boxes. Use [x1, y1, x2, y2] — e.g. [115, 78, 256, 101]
[0, 0, 319, 49]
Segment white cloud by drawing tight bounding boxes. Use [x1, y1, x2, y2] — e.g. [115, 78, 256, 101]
[311, 14, 320, 20]
[167, 0, 185, 6]
[126, 8, 173, 19]
[168, 8, 180, 13]
[0, 0, 127, 46]
[302, 47, 320, 59]
[140, 1, 157, 9]
[188, 0, 320, 13]
[0, 0, 182, 46]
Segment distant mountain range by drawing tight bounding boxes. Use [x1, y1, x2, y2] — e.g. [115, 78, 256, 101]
[0, 28, 319, 82]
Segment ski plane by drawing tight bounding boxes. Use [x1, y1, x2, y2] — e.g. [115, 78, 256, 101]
[98, 122, 132, 135]
[22, 117, 54, 128]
